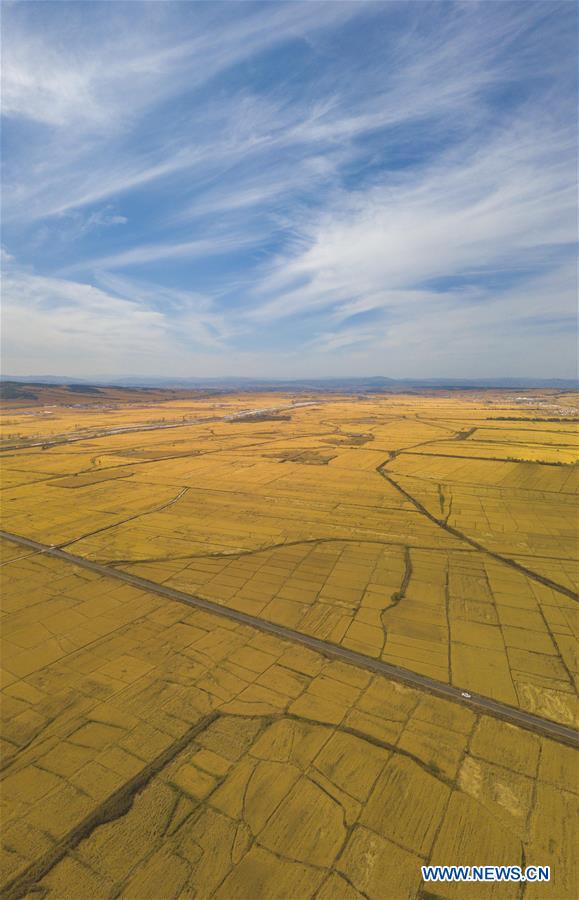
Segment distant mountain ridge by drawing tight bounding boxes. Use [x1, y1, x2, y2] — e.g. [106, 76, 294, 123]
[1, 374, 577, 391]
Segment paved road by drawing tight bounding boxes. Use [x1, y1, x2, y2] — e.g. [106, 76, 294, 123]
[1, 528, 577, 748]
[0, 402, 315, 453]
[0, 416, 220, 452]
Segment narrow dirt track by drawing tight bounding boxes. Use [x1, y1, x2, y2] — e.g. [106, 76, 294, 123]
[376, 462, 579, 602]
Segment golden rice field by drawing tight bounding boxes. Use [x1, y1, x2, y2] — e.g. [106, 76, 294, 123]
[0, 548, 576, 899]
[1, 388, 577, 898]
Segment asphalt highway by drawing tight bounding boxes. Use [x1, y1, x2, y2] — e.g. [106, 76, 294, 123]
[0, 403, 315, 452]
[1, 528, 577, 748]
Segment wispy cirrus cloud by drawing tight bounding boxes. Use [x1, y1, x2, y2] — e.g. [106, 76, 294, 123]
[62, 231, 264, 274]
[2, 1, 361, 131]
[0, 262, 233, 377]
[1, 2, 362, 223]
[249, 115, 576, 324]
[1, 1, 576, 378]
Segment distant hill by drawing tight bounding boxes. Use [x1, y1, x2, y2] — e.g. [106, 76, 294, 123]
[0, 381, 221, 407]
[1, 374, 577, 392]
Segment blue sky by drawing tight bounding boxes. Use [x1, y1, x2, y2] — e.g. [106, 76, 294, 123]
[2, 1, 577, 379]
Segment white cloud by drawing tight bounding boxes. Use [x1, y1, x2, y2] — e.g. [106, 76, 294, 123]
[63, 230, 262, 274]
[303, 261, 578, 378]
[0, 2, 363, 223]
[1, 1, 576, 378]
[249, 116, 576, 327]
[0, 267, 231, 376]
[2, 0, 545, 227]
